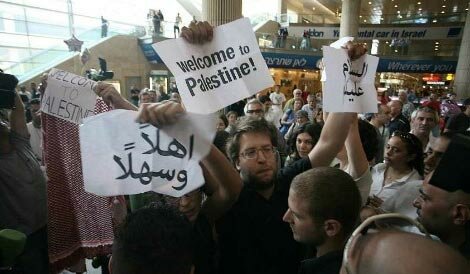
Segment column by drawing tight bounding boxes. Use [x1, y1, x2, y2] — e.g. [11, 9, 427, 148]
[454, 3, 470, 99]
[339, 0, 361, 38]
[202, 0, 242, 26]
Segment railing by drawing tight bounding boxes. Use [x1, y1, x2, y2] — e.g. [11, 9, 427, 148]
[258, 12, 467, 25]
[255, 32, 461, 57]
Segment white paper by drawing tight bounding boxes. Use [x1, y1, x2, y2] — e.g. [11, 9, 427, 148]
[41, 68, 97, 124]
[322, 46, 379, 113]
[153, 17, 274, 114]
[321, 37, 354, 82]
[79, 109, 217, 197]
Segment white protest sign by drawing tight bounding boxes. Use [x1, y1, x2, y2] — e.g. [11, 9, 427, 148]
[322, 46, 379, 113]
[41, 68, 97, 124]
[80, 109, 216, 197]
[321, 36, 354, 82]
[153, 17, 274, 114]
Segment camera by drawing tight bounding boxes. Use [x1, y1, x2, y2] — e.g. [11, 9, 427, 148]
[0, 70, 18, 109]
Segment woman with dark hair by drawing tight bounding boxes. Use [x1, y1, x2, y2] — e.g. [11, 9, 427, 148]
[216, 114, 228, 132]
[284, 122, 322, 167]
[368, 131, 424, 206]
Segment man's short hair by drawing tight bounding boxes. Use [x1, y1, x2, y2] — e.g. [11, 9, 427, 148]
[111, 205, 193, 274]
[290, 167, 361, 235]
[410, 106, 438, 123]
[226, 116, 278, 165]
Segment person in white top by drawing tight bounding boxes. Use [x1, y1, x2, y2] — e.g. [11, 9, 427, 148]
[26, 98, 42, 163]
[174, 13, 182, 38]
[269, 85, 285, 112]
[368, 131, 424, 205]
[301, 94, 316, 121]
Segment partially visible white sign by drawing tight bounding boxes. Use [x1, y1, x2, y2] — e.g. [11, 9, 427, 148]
[322, 46, 379, 113]
[80, 109, 216, 197]
[153, 17, 274, 114]
[41, 68, 97, 124]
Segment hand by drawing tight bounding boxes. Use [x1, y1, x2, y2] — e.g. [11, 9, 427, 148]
[366, 195, 384, 208]
[137, 100, 185, 127]
[343, 41, 367, 61]
[94, 81, 122, 107]
[180, 21, 213, 44]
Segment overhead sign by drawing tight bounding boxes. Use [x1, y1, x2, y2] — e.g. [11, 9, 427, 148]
[41, 68, 97, 124]
[289, 25, 463, 40]
[80, 109, 216, 197]
[378, 59, 457, 73]
[262, 52, 322, 69]
[153, 18, 273, 114]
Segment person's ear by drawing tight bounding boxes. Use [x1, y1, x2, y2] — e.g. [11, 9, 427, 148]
[235, 159, 241, 171]
[323, 219, 342, 237]
[453, 204, 470, 225]
[108, 255, 113, 274]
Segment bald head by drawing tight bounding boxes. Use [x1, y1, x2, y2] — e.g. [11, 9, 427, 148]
[341, 230, 470, 274]
[387, 100, 403, 118]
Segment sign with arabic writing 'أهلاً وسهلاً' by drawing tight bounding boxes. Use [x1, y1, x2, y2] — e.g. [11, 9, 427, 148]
[322, 45, 379, 114]
[79, 109, 216, 197]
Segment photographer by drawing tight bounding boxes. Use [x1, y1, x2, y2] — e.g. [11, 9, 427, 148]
[0, 71, 48, 273]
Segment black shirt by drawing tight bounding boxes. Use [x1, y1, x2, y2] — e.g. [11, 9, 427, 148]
[216, 158, 312, 274]
[388, 113, 410, 136]
[298, 250, 343, 274]
[446, 112, 470, 133]
[193, 214, 217, 274]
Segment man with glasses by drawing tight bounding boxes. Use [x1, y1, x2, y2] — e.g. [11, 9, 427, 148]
[217, 110, 356, 274]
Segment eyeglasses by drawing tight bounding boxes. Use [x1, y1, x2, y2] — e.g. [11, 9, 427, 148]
[240, 146, 277, 160]
[246, 109, 263, 114]
[342, 213, 430, 274]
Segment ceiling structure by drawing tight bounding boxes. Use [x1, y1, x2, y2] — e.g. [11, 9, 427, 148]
[285, 0, 469, 24]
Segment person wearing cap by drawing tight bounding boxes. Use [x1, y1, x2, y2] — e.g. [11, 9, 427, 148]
[413, 134, 470, 259]
[445, 98, 470, 133]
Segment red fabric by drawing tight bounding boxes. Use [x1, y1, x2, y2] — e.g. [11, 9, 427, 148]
[422, 100, 441, 115]
[43, 100, 115, 272]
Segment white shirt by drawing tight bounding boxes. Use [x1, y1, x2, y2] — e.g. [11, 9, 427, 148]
[269, 92, 286, 112]
[301, 104, 315, 121]
[369, 163, 422, 202]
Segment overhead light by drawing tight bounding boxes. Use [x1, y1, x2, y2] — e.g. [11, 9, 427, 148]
[394, 49, 398, 53]
[434, 48, 439, 51]
[435, 41, 439, 44]
[394, 4, 398, 7]
[432, 19, 437, 22]
[441, 10, 445, 13]
[363, 19, 367, 22]
[418, 8, 422, 11]
[368, 1, 372, 4]
[442, 5, 446, 8]
[380, 17, 384, 20]
[360, 15, 362, 18]
[417, 1, 421, 4]
[397, 10, 401, 13]
[312, 7, 316, 10]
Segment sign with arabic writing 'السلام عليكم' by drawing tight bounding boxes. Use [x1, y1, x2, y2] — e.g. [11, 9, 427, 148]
[79, 109, 216, 197]
[322, 45, 379, 114]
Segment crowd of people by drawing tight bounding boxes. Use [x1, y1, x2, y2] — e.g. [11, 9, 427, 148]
[1, 20, 470, 274]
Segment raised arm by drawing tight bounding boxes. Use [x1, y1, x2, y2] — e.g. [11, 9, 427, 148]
[200, 145, 242, 222]
[10, 91, 28, 138]
[308, 112, 355, 167]
[94, 82, 137, 110]
[345, 116, 369, 179]
[138, 101, 241, 223]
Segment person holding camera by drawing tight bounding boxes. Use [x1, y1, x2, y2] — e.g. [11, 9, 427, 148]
[0, 72, 48, 273]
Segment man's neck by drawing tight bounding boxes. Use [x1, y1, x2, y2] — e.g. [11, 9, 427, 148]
[316, 236, 346, 258]
[439, 227, 467, 252]
[256, 186, 275, 200]
[411, 130, 429, 148]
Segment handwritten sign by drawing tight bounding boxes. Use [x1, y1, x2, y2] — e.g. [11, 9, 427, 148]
[153, 17, 274, 114]
[322, 46, 379, 113]
[80, 109, 216, 197]
[41, 68, 97, 124]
